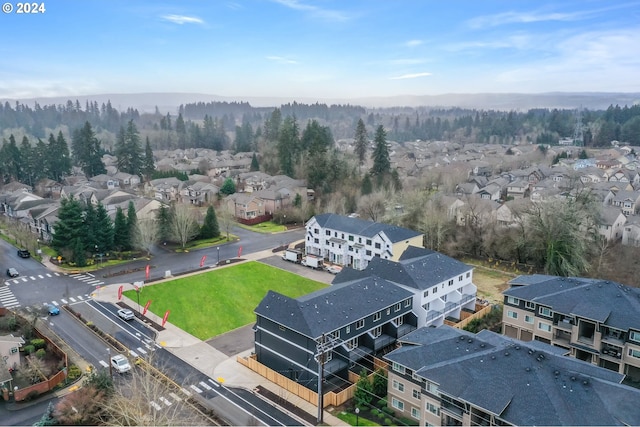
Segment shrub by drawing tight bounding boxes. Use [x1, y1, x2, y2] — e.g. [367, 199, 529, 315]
[35, 348, 46, 359]
[31, 338, 46, 349]
[377, 398, 387, 409]
[25, 390, 39, 401]
[382, 406, 395, 416]
[384, 418, 392, 425]
[23, 344, 35, 355]
[67, 365, 82, 380]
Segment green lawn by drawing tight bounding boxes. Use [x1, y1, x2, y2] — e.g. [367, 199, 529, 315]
[123, 261, 326, 340]
[237, 221, 287, 233]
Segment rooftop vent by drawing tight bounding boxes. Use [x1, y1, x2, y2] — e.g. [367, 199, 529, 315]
[504, 351, 510, 356]
[468, 339, 473, 344]
[515, 346, 521, 350]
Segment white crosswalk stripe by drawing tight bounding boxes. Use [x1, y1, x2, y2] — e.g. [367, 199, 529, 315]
[69, 297, 77, 302]
[189, 384, 203, 394]
[98, 360, 109, 368]
[54, 272, 60, 276]
[61, 298, 68, 304]
[136, 347, 147, 355]
[180, 388, 192, 397]
[30, 276, 36, 280]
[46, 273, 52, 277]
[51, 301, 59, 306]
[169, 392, 182, 402]
[38, 275, 44, 279]
[159, 396, 172, 406]
[150, 401, 162, 411]
[199, 381, 213, 391]
[130, 350, 138, 358]
[0, 287, 20, 308]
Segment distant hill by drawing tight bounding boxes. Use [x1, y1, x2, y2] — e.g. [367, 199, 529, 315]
[2, 91, 639, 113]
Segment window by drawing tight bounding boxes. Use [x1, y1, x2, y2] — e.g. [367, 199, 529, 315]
[387, 308, 390, 315]
[507, 310, 518, 319]
[412, 389, 420, 399]
[392, 362, 406, 374]
[538, 322, 551, 332]
[448, 280, 453, 286]
[356, 319, 365, 330]
[433, 287, 438, 294]
[394, 316, 404, 326]
[395, 303, 401, 312]
[507, 296, 520, 305]
[373, 312, 381, 322]
[391, 398, 404, 411]
[366, 239, 372, 245]
[358, 237, 362, 243]
[466, 272, 470, 278]
[325, 230, 330, 236]
[372, 326, 382, 338]
[392, 380, 405, 392]
[366, 250, 372, 256]
[348, 235, 354, 241]
[525, 301, 535, 310]
[345, 337, 358, 350]
[628, 348, 640, 359]
[426, 402, 440, 416]
[630, 331, 640, 343]
[332, 330, 340, 339]
[314, 228, 319, 234]
[346, 325, 351, 334]
[525, 315, 534, 324]
[411, 407, 420, 419]
[424, 290, 429, 297]
[458, 275, 463, 281]
[314, 238, 319, 244]
[405, 298, 411, 307]
[375, 242, 381, 249]
[539, 306, 552, 317]
[425, 381, 439, 396]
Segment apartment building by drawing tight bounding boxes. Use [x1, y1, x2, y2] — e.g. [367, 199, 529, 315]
[333, 246, 477, 328]
[502, 275, 640, 382]
[384, 326, 640, 426]
[254, 276, 416, 391]
[305, 213, 424, 270]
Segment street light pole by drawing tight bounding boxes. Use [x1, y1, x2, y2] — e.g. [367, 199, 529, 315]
[217, 247, 220, 265]
[107, 347, 113, 378]
[355, 407, 360, 426]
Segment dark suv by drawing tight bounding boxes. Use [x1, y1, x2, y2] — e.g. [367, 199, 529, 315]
[17, 249, 31, 258]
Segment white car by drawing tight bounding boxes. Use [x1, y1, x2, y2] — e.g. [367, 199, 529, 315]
[117, 308, 135, 321]
[111, 354, 132, 374]
[326, 265, 343, 275]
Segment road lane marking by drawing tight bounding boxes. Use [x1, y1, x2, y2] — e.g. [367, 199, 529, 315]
[137, 347, 147, 355]
[150, 401, 162, 411]
[169, 392, 182, 402]
[30, 276, 36, 280]
[130, 350, 138, 358]
[99, 360, 109, 368]
[61, 298, 68, 304]
[46, 274, 52, 277]
[189, 384, 203, 394]
[180, 388, 192, 397]
[199, 381, 213, 391]
[38, 275, 44, 279]
[159, 396, 172, 406]
[70, 297, 77, 302]
[208, 378, 220, 387]
[51, 301, 59, 306]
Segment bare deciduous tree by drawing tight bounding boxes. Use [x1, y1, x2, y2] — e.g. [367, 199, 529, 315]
[170, 204, 200, 249]
[217, 207, 236, 241]
[134, 218, 159, 256]
[357, 192, 387, 222]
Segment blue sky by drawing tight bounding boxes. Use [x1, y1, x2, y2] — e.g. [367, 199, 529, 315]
[1, 0, 639, 100]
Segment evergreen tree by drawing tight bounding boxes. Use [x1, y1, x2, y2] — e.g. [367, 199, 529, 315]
[293, 193, 302, 208]
[51, 196, 85, 256]
[115, 121, 143, 175]
[71, 121, 105, 177]
[83, 201, 97, 253]
[155, 204, 172, 244]
[126, 201, 138, 251]
[199, 206, 220, 239]
[361, 173, 373, 195]
[220, 178, 236, 195]
[47, 132, 72, 182]
[371, 125, 391, 177]
[19, 136, 34, 185]
[3, 134, 23, 181]
[113, 207, 129, 251]
[391, 169, 402, 192]
[142, 136, 155, 180]
[73, 237, 87, 267]
[250, 152, 260, 171]
[303, 120, 333, 191]
[94, 202, 114, 252]
[371, 368, 387, 398]
[354, 370, 373, 408]
[32, 138, 49, 183]
[277, 116, 300, 177]
[176, 112, 187, 149]
[354, 118, 368, 165]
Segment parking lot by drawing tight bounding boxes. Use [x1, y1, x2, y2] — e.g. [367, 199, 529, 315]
[258, 254, 336, 285]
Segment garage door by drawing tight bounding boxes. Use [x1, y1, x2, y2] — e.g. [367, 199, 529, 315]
[504, 324, 518, 338]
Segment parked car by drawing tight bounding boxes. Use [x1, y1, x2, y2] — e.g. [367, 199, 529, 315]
[118, 308, 135, 321]
[111, 354, 132, 374]
[6, 268, 19, 277]
[17, 249, 31, 258]
[48, 305, 60, 316]
[326, 265, 343, 275]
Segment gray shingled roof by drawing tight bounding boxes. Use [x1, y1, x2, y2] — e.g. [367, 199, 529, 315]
[334, 246, 471, 291]
[504, 276, 640, 331]
[385, 326, 640, 426]
[312, 213, 422, 243]
[254, 276, 413, 339]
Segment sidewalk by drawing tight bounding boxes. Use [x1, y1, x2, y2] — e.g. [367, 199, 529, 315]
[92, 259, 345, 426]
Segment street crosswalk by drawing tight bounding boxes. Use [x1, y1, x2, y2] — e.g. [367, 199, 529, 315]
[68, 272, 105, 287]
[0, 286, 19, 308]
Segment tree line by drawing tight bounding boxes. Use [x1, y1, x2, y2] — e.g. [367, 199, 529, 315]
[51, 196, 222, 267]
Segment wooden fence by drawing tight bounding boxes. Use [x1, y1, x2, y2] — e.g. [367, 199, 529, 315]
[452, 303, 494, 330]
[237, 354, 388, 408]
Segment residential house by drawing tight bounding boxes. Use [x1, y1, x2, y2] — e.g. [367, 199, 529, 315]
[112, 171, 141, 188]
[254, 276, 415, 391]
[622, 220, 640, 247]
[225, 193, 266, 220]
[597, 206, 626, 242]
[147, 178, 184, 202]
[333, 246, 476, 328]
[505, 179, 529, 199]
[384, 325, 640, 426]
[34, 178, 62, 199]
[496, 198, 531, 227]
[502, 275, 640, 382]
[89, 174, 118, 190]
[304, 214, 424, 270]
[606, 190, 640, 216]
[183, 181, 219, 206]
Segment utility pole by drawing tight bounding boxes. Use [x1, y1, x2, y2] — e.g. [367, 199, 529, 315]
[315, 333, 337, 424]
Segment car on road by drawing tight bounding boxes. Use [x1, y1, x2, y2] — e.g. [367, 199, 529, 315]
[117, 308, 135, 321]
[6, 267, 19, 277]
[326, 265, 343, 275]
[17, 249, 31, 258]
[111, 354, 132, 374]
[48, 305, 60, 316]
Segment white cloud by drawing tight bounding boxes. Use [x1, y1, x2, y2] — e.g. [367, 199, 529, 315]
[266, 55, 299, 64]
[389, 72, 432, 80]
[467, 10, 584, 29]
[389, 58, 428, 65]
[272, 0, 349, 22]
[405, 39, 424, 47]
[161, 14, 204, 25]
